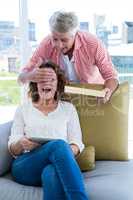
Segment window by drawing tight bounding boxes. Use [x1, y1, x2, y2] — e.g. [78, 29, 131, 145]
[0, 0, 133, 157]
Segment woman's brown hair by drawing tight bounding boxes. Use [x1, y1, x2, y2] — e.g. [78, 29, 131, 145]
[28, 60, 67, 103]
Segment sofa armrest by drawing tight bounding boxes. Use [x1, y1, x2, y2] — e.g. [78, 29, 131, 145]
[0, 121, 13, 176]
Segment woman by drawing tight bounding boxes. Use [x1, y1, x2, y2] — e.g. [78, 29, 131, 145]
[8, 61, 88, 200]
[18, 10, 118, 104]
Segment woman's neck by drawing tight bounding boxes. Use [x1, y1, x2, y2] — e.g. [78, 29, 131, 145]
[39, 98, 56, 107]
[33, 98, 58, 114]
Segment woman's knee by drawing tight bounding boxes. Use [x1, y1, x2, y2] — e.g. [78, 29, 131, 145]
[41, 164, 56, 183]
[43, 139, 70, 154]
[53, 139, 70, 151]
[40, 139, 68, 150]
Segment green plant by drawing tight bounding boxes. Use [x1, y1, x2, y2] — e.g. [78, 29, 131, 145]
[0, 80, 20, 105]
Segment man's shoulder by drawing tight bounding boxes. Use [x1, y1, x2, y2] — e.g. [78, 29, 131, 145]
[40, 34, 53, 46]
[75, 31, 101, 52]
[77, 30, 98, 39]
[77, 31, 99, 44]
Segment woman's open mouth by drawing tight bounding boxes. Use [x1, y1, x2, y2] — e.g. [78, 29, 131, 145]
[42, 88, 51, 93]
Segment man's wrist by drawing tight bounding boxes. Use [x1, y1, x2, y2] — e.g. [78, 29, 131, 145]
[19, 72, 32, 84]
[104, 78, 119, 93]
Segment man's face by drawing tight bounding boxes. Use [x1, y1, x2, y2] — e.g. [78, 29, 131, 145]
[51, 31, 75, 54]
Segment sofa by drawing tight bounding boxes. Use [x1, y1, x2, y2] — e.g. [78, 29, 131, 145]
[0, 81, 133, 200]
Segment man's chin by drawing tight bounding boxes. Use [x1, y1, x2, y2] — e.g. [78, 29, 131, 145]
[62, 49, 68, 54]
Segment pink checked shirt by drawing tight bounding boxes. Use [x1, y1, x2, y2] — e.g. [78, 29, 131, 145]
[22, 31, 118, 84]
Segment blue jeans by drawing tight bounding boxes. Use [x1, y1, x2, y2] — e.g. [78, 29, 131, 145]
[12, 139, 89, 200]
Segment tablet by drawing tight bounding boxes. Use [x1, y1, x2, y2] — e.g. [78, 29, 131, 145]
[29, 136, 55, 144]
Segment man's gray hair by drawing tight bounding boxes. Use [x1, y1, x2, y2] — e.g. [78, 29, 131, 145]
[49, 11, 79, 34]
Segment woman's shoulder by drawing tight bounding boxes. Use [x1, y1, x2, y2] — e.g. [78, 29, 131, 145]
[16, 100, 32, 113]
[59, 100, 76, 112]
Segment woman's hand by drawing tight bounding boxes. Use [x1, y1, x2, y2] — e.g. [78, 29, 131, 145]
[10, 136, 40, 156]
[70, 144, 80, 156]
[19, 137, 41, 151]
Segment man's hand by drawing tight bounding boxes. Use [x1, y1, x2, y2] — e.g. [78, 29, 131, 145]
[26, 57, 57, 83]
[97, 78, 119, 105]
[18, 57, 57, 84]
[97, 88, 112, 105]
[102, 78, 118, 104]
[27, 67, 57, 83]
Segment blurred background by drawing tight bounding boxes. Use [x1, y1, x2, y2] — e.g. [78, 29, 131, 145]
[0, 0, 133, 157]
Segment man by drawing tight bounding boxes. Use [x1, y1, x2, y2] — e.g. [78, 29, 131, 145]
[18, 11, 118, 103]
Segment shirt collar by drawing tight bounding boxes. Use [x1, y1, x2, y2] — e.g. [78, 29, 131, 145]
[74, 31, 82, 50]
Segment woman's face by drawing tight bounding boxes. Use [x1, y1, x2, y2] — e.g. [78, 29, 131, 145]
[37, 69, 57, 101]
[51, 31, 75, 54]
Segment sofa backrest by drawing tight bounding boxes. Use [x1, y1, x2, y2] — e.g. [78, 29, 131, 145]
[0, 121, 13, 176]
[65, 82, 129, 161]
[0, 82, 129, 176]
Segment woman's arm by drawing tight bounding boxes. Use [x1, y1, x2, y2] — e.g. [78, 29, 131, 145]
[67, 103, 84, 156]
[10, 137, 40, 156]
[70, 143, 80, 156]
[8, 106, 25, 156]
[8, 106, 40, 156]
[10, 140, 24, 156]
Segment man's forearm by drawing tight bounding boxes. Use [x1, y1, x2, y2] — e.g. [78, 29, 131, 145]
[18, 72, 31, 84]
[105, 78, 119, 93]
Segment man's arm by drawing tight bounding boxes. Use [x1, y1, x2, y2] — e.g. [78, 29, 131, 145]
[18, 36, 52, 84]
[18, 71, 32, 84]
[94, 38, 119, 103]
[18, 67, 57, 85]
[95, 37, 118, 79]
[103, 78, 119, 103]
[18, 56, 44, 84]
[105, 78, 119, 93]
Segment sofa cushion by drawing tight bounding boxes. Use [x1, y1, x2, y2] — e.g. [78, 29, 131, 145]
[1, 160, 133, 200]
[0, 121, 13, 176]
[84, 160, 133, 200]
[65, 82, 129, 160]
[76, 145, 95, 171]
[0, 173, 43, 200]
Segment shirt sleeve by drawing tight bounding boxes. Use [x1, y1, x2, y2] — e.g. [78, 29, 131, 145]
[21, 36, 51, 73]
[67, 104, 85, 153]
[95, 38, 118, 81]
[8, 106, 25, 151]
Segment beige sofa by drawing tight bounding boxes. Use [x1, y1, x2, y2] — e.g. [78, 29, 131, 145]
[0, 81, 133, 200]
